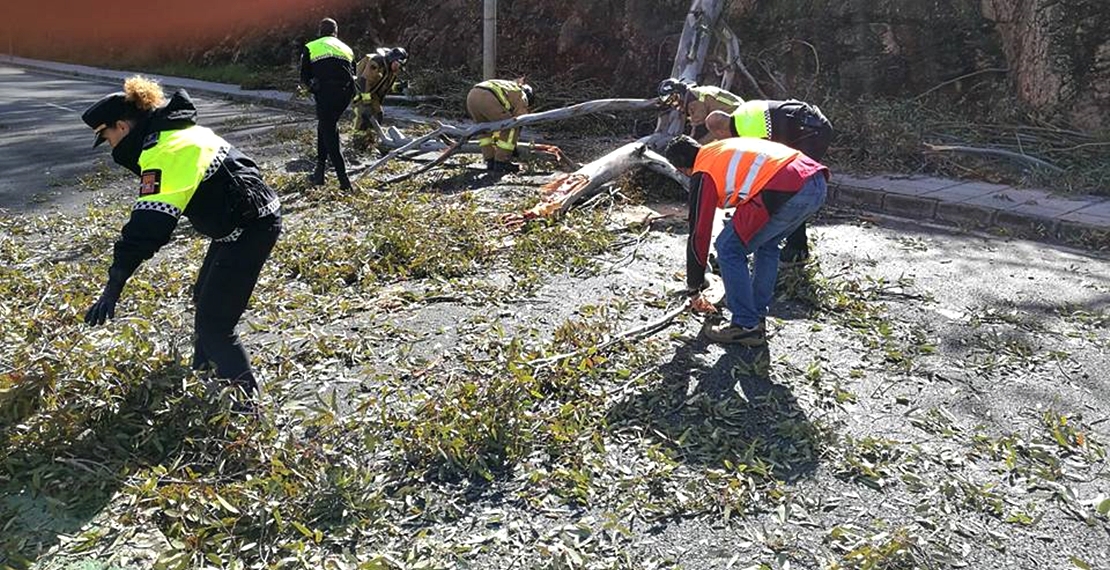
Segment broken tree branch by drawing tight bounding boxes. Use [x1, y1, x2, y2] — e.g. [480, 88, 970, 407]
[357, 98, 662, 181]
[923, 143, 1064, 173]
[912, 67, 1009, 101]
[716, 24, 768, 99]
[518, 142, 687, 220]
[525, 300, 692, 368]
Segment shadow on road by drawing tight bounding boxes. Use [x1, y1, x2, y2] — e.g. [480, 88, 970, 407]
[607, 335, 821, 483]
[0, 365, 211, 568]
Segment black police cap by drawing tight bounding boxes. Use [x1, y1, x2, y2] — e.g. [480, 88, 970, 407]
[82, 92, 135, 148]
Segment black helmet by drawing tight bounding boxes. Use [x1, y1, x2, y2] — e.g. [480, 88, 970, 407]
[657, 78, 690, 98]
[521, 84, 535, 108]
[387, 47, 408, 66]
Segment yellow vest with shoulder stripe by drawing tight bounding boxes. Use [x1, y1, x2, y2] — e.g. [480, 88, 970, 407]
[693, 85, 744, 108]
[306, 36, 354, 63]
[477, 79, 523, 110]
[136, 126, 228, 216]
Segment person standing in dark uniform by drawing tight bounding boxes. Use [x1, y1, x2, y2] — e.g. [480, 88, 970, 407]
[300, 17, 355, 189]
[81, 76, 282, 404]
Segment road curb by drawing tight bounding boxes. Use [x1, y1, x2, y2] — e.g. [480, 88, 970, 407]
[830, 180, 1109, 248]
[6, 56, 316, 114]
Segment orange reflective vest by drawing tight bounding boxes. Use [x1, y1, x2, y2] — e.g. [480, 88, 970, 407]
[692, 138, 802, 208]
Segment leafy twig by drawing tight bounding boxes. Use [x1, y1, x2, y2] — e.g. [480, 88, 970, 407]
[525, 300, 691, 367]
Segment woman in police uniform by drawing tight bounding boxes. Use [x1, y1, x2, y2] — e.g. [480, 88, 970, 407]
[81, 76, 281, 402]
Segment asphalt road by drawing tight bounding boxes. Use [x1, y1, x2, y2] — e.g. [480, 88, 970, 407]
[0, 64, 305, 214]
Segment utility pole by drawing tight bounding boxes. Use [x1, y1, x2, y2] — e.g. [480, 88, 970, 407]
[483, 0, 497, 79]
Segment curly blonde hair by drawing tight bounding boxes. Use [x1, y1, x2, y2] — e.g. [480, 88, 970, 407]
[122, 76, 166, 112]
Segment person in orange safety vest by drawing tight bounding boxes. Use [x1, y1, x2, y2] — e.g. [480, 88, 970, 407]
[664, 135, 829, 346]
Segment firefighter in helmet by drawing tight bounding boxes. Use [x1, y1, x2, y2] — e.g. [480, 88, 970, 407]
[465, 78, 535, 173]
[657, 78, 745, 143]
[353, 46, 409, 149]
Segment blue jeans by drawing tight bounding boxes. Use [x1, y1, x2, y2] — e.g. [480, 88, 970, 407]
[715, 175, 827, 327]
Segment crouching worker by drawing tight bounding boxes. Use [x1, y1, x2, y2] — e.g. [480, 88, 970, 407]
[81, 76, 281, 404]
[664, 135, 828, 346]
[353, 46, 408, 149]
[466, 78, 534, 173]
[705, 100, 833, 265]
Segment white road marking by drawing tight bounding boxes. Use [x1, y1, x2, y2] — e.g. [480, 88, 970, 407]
[44, 103, 76, 112]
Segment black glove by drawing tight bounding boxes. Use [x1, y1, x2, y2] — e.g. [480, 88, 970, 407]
[308, 78, 319, 94]
[393, 80, 409, 94]
[84, 282, 123, 326]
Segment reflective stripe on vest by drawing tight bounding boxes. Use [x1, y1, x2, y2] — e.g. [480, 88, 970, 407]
[364, 49, 395, 96]
[306, 36, 354, 63]
[136, 126, 230, 216]
[731, 100, 772, 140]
[694, 86, 744, 108]
[693, 138, 801, 207]
[476, 79, 522, 110]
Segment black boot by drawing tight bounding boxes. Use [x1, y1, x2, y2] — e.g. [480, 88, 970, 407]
[309, 164, 325, 186]
[337, 172, 353, 191]
[491, 160, 520, 174]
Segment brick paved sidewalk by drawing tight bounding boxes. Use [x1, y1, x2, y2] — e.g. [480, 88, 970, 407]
[6, 55, 1108, 245]
[833, 174, 1109, 244]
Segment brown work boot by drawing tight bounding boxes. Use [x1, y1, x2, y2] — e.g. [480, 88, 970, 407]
[704, 321, 766, 346]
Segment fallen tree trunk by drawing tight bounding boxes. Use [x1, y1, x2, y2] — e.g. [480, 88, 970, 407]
[514, 141, 687, 221]
[655, 0, 731, 139]
[515, 0, 726, 221]
[356, 98, 662, 181]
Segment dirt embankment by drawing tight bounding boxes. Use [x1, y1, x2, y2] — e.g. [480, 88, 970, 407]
[14, 0, 1110, 132]
[284, 0, 1110, 132]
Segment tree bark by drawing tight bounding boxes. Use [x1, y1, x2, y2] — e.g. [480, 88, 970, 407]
[356, 98, 662, 181]
[519, 142, 687, 220]
[654, 0, 731, 139]
[522, 0, 725, 219]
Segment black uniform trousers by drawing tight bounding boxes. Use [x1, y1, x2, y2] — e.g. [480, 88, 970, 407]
[190, 213, 282, 391]
[772, 104, 833, 261]
[314, 85, 354, 183]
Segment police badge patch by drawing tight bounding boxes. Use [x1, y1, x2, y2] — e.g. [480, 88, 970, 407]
[142, 132, 160, 150]
[139, 170, 162, 196]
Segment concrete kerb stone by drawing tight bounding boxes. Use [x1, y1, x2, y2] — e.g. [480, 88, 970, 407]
[1056, 219, 1110, 246]
[1060, 199, 1110, 227]
[883, 192, 939, 219]
[831, 183, 885, 209]
[7, 56, 313, 114]
[993, 209, 1058, 238]
[833, 173, 1110, 244]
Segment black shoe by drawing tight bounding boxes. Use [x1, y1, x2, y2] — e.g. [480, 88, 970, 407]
[309, 166, 325, 186]
[337, 174, 353, 191]
[708, 253, 720, 274]
[490, 160, 520, 174]
[779, 248, 810, 267]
